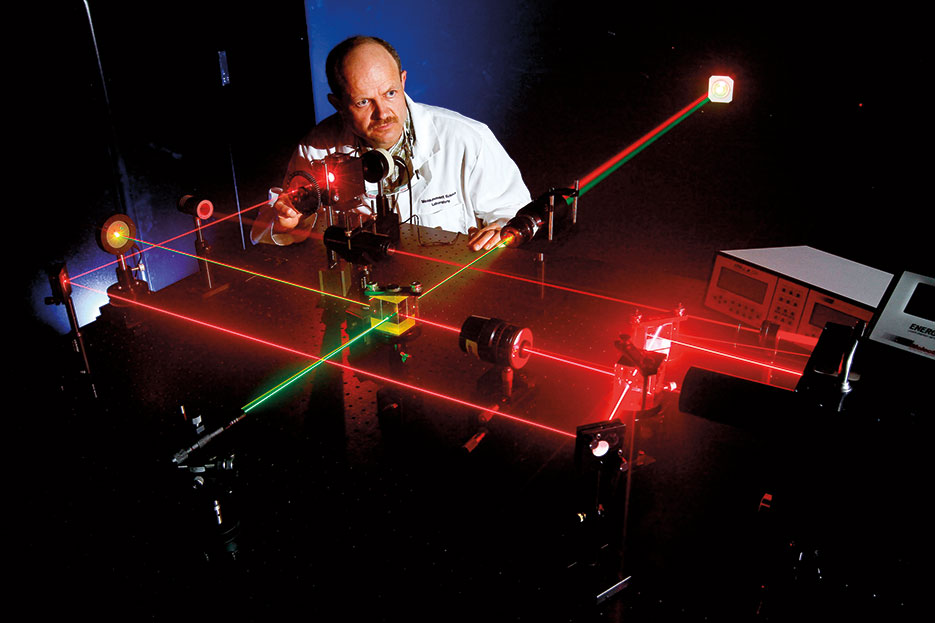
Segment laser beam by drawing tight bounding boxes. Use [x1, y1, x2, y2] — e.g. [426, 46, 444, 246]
[525, 347, 615, 377]
[685, 315, 760, 333]
[324, 360, 577, 439]
[128, 235, 369, 307]
[392, 248, 669, 312]
[408, 315, 460, 333]
[607, 374, 636, 421]
[661, 338, 804, 377]
[71, 281, 318, 359]
[419, 240, 508, 298]
[72, 282, 577, 438]
[573, 93, 710, 200]
[679, 332, 812, 359]
[71, 197, 270, 281]
[242, 315, 392, 412]
[408, 314, 616, 377]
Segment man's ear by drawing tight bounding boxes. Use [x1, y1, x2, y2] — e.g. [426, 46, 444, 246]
[400, 70, 407, 91]
[327, 92, 341, 111]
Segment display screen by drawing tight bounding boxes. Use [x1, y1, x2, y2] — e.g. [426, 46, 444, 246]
[808, 302, 860, 331]
[904, 282, 935, 322]
[717, 267, 768, 304]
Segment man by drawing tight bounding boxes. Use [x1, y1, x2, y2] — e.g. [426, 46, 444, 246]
[251, 36, 531, 251]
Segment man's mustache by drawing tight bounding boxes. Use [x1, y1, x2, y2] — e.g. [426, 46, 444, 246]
[369, 116, 398, 130]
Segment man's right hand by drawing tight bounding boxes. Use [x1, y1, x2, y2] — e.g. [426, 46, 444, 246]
[271, 194, 302, 233]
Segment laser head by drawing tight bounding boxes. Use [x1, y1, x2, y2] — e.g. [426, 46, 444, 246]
[284, 153, 369, 213]
[178, 194, 214, 220]
[500, 188, 577, 247]
[98, 213, 137, 255]
[708, 75, 734, 103]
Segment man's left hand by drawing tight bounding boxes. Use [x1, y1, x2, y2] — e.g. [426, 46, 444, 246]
[468, 222, 504, 251]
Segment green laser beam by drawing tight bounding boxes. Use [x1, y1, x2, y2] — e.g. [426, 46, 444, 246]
[129, 236, 369, 308]
[568, 95, 710, 203]
[419, 240, 508, 298]
[241, 314, 393, 412]
[243, 240, 505, 411]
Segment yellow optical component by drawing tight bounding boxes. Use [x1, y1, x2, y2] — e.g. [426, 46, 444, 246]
[368, 293, 416, 336]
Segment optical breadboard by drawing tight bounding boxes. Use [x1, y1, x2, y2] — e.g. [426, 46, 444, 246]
[704, 246, 894, 337]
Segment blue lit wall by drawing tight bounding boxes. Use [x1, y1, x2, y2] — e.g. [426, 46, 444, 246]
[303, 0, 549, 139]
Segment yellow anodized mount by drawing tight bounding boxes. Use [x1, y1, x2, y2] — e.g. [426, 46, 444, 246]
[367, 292, 416, 336]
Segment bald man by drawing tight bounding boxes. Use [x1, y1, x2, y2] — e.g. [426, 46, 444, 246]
[251, 36, 531, 252]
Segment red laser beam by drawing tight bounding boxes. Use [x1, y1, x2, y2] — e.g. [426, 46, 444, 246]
[525, 347, 616, 377]
[410, 315, 616, 377]
[325, 360, 577, 439]
[577, 93, 710, 190]
[129, 235, 370, 307]
[72, 282, 577, 439]
[607, 372, 637, 421]
[392, 248, 669, 312]
[71, 197, 270, 281]
[678, 333, 812, 359]
[409, 315, 460, 333]
[662, 338, 804, 377]
[71, 282, 319, 359]
[684, 315, 760, 332]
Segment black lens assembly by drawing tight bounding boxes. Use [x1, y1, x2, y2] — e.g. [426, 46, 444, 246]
[459, 315, 533, 369]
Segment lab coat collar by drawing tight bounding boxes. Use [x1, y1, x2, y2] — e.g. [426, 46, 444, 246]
[406, 94, 440, 171]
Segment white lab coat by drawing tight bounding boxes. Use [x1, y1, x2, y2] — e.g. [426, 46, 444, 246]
[252, 95, 531, 245]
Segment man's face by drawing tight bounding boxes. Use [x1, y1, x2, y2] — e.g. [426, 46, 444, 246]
[329, 43, 408, 150]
